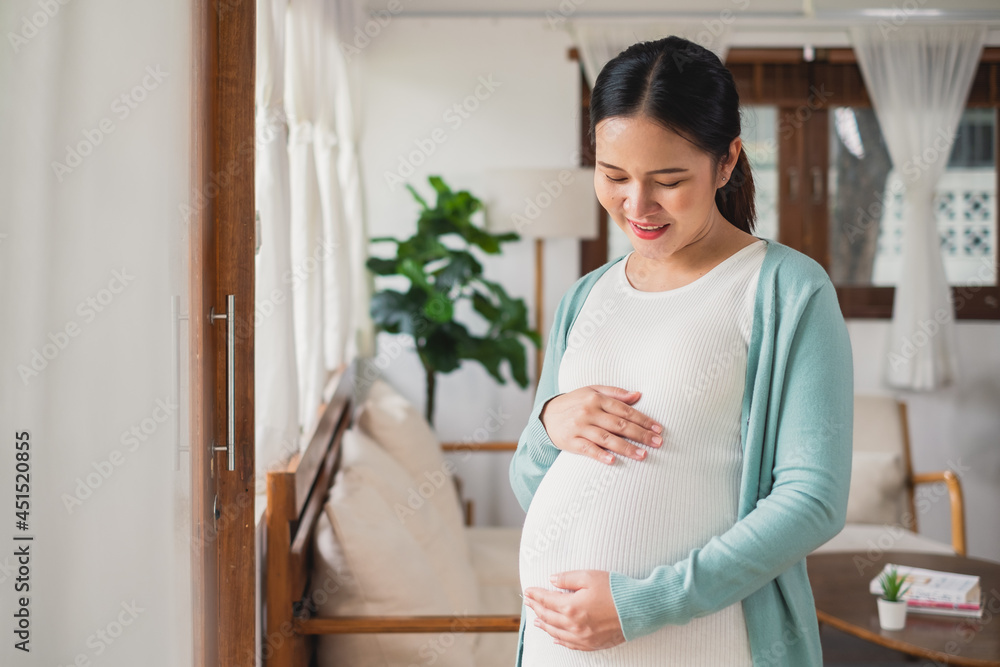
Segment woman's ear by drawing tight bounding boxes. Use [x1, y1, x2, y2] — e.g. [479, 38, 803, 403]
[719, 136, 742, 183]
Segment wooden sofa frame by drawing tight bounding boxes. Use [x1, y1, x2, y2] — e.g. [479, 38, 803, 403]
[263, 362, 521, 667]
[889, 401, 967, 555]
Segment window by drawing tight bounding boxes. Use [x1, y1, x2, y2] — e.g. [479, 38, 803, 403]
[828, 107, 996, 287]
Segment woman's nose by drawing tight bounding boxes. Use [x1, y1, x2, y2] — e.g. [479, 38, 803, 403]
[624, 184, 659, 219]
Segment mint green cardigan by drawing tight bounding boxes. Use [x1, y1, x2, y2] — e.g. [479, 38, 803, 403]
[509, 239, 854, 666]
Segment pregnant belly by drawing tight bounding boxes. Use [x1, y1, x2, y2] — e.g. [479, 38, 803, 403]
[519, 437, 743, 595]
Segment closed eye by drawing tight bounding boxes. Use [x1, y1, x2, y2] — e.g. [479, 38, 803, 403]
[603, 174, 682, 188]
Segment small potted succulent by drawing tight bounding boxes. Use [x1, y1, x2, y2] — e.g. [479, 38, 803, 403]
[877, 567, 911, 631]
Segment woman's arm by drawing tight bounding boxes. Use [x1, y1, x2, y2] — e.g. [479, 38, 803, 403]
[508, 295, 566, 513]
[607, 278, 854, 640]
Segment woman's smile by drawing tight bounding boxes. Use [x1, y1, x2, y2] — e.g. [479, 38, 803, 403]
[628, 219, 670, 240]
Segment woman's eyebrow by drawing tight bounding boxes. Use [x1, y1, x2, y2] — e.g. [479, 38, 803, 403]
[597, 161, 688, 174]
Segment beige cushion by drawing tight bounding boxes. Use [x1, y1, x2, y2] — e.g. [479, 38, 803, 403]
[465, 526, 522, 612]
[340, 428, 480, 616]
[846, 450, 907, 525]
[853, 395, 907, 455]
[311, 469, 477, 667]
[357, 379, 469, 558]
[465, 527, 523, 667]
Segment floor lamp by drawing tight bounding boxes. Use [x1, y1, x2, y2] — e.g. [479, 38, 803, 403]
[480, 168, 599, 384]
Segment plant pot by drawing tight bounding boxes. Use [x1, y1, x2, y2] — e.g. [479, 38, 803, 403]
[877, 597, 908, 630]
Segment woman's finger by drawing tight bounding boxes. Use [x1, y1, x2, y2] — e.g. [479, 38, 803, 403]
[581, 426, 647, 461]
[571, 437, 618, 464]
[588, 385, 642, 404]
[593, 410, 663, 449]
[599, 394, 662, 435]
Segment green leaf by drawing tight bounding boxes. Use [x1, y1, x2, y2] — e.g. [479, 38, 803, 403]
[422, 294, 454, 323]
[434, 251, 483, 292]
[428, 175, 450, 198]
[366, 257, 398, 276]
[498, 336, 529, 387]
[399, 257, 432, 292]
[471, 291, 500, 323]
[370, 289, 425, 338]
[421, 323, 468, 374]
[406, 184, 430, 210]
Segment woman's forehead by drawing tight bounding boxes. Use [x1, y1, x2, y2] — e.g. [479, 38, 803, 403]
[594, 116, 707, 164]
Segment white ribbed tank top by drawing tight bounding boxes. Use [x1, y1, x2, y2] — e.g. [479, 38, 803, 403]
[519, 239, 767, 667]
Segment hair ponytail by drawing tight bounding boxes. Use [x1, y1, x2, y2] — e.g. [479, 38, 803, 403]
[715, 147, 756, 234]
[590, 36, 757, 234]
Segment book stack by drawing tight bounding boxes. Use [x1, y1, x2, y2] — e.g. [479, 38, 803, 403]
[869, 563, 983, 618]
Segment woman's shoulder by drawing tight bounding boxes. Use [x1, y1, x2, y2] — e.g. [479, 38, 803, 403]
[548, 255, 626, 331]
[759, 238, 832, 290]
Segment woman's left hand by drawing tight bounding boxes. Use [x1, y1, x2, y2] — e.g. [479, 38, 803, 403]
[523, 570, 626, 651]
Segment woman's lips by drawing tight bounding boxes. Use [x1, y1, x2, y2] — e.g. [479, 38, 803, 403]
[628, 219, 670, 240]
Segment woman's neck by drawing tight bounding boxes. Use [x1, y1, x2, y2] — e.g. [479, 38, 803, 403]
[626, 215, 756, 292]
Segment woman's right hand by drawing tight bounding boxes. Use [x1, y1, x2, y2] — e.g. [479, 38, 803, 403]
[539, 385, 663, 464]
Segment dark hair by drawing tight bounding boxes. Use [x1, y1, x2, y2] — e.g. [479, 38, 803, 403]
[589, 36, 756, 234]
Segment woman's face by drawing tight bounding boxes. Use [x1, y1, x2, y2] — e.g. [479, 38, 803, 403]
[594, 114, 736, 262]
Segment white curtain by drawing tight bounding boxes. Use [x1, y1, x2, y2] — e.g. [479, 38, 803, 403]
[284, 0, 372, 437]
[849, 24, 986, 391]
[569, 21, 734, 89]
[255, 0, 301, 484]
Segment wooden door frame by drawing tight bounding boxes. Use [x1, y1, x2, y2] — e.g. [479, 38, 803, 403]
[190, 1, 256, 665]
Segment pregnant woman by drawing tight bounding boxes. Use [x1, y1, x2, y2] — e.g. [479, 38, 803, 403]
[510, 36, 854, 667]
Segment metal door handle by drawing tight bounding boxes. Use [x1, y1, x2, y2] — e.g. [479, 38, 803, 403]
[788, 167, 800, 202]
[811, 166, 823, 203]
[210, 294, 235, 471]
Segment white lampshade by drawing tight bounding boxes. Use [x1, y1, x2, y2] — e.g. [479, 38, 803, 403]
[479, 167, 599, 240]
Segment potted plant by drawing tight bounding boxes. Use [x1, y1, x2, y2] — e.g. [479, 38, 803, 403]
[877, 566, 911, 631]
[366, 175, 541, 426]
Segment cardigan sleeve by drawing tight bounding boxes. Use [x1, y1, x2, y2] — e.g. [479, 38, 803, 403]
[508, 290, 573, 514]
[607, 277, 854, 640]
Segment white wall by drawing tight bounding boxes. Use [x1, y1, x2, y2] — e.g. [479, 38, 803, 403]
[359, 17, 1000, 563]
[358, 16, 581, 525]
